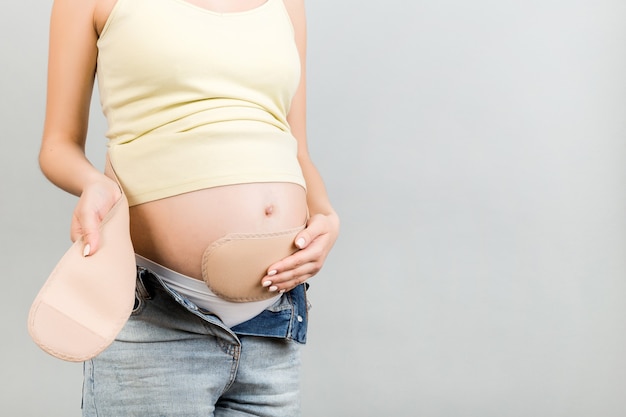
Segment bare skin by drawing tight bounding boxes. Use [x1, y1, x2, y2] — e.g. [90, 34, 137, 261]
[39, 0, 339, 293]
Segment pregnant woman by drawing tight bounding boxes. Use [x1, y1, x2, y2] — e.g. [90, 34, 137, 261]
[38, 0, 339, 415]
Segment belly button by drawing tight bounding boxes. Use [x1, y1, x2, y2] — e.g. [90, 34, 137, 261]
[264, 205, 274, 217]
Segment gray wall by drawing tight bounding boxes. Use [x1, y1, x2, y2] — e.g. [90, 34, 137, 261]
[2, 1, 625, 416]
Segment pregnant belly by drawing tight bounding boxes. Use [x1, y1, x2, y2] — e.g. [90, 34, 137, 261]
[128, 182, 308, 281]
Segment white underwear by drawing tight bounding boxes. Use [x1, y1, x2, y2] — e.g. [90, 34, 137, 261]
[135, 255, 280, 328]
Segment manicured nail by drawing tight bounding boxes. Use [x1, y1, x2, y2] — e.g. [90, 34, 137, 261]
[268, 270, 277, 276]
[262, 280, 272, 287]
[296, 238, 305, 249]
[269, 286, 278, 292]
[83, 244, 91, 257]
[279, 289, 286, 294]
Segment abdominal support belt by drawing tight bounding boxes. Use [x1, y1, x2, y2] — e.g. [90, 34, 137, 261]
[202, 225, 305, 302]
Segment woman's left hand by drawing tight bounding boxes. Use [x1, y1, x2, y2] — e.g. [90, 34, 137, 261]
[261, 212, 340, 293]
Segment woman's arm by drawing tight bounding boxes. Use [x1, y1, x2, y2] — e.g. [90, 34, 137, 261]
[39, 0, 121, 255]
[262, 0, 340, 292]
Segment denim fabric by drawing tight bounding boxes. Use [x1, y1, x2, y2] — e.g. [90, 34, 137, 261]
[81, 267, 308, 417]
[232, 282, 309, 343]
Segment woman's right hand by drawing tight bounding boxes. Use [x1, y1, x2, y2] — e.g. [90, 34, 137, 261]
[70, 176, 122, 257]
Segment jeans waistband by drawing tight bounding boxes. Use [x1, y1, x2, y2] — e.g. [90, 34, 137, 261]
[136, 266, 310, 344]
[135, 254, 280, 328]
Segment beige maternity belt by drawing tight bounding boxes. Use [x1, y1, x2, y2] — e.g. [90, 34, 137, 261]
[202, 225, 305, 302]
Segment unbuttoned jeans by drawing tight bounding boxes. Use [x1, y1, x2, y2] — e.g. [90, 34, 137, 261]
[82, 266, 309, 417]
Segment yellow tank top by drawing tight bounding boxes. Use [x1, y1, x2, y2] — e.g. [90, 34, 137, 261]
[97, 0, 305, 206]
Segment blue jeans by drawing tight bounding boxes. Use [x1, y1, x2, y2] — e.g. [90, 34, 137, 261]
[82, 266, 309, 416]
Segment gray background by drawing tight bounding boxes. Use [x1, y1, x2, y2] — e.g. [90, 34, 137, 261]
[2, 0, 625, 416]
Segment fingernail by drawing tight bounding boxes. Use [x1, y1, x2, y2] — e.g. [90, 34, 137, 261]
[269, 286, 278, 292]
[268, 270, 277, 276]
[83, 244, 91, 257]
[296, 238, 305, 249]
[279, 289, 286, 294]
[262, 280, 272, 287]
